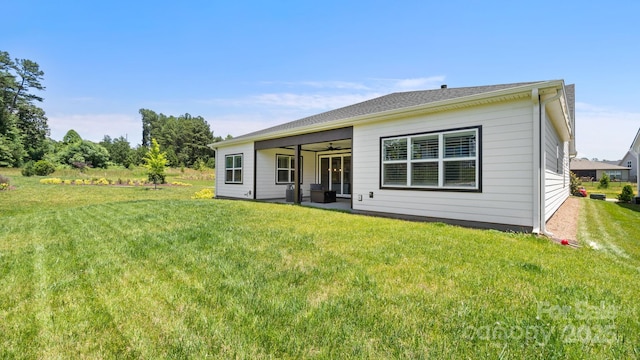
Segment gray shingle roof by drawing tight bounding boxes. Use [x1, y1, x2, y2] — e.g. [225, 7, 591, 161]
[565, 83, 575, 121]
[225, 80, 564, 142]
[570, 158, 629, 171]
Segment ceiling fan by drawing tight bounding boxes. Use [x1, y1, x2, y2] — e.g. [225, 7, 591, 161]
[325, 142, 341, 151]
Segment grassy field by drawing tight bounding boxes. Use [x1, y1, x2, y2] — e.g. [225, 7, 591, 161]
[581, 181, 636, 199]
[1, 168, 639, 358]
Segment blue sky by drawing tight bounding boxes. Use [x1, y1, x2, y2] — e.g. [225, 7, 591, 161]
[4, 0, 639, 160]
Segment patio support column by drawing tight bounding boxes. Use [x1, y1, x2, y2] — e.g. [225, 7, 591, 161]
[294, 144, 301, 204]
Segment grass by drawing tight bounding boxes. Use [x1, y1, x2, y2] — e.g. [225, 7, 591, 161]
[581, 181, 636, 199]
[1, 168, 639, 358]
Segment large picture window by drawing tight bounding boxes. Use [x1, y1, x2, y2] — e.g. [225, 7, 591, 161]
[276, 154, 302, 184]
[381, 127, 480, 191]
[225, 154, 243, 184]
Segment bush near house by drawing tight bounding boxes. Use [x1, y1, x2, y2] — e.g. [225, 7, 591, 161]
[617, 184, 635, 203]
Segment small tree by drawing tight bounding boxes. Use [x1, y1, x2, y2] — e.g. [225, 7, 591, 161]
[617, 184, 635, 203]
[598, 172, 610, 189]
[570, 171, 582, 196]
[144, 138, 167, 189]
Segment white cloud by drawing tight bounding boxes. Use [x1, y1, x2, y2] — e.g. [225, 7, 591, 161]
[252, 92, 383, 110]
[48, 113, 141, 145]
[389, 76, 447, 90]
[204, 113, 294, 138]
[47, 76, 451, 142]
[260, 80, 370, 90]
[574, 102, 640, 160]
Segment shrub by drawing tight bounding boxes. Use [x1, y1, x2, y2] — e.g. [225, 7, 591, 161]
[33, 160, 56, 176]
[0, 174, 9, 191]
[39, 178, 62, 185]
[598, 172, 610, 189]
[171, 181, 193, 186]
[21, 161, 35, 176]
[570, 171, 582, 196]
[193, 158, 207, 171]
[617, 184, 635, 203]
[95, 178, 109, 185]
[192, 188, 214, 199]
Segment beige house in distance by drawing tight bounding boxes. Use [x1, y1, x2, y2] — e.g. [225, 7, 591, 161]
[570, 158, 630, 182]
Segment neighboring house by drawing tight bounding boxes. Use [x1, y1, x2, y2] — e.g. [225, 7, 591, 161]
[212, 80, 575, 234]
[570, 158, 630, 182]
[619, 128, 640, 184]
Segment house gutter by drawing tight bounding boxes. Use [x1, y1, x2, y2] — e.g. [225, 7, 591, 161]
[535, 87, 564, 235]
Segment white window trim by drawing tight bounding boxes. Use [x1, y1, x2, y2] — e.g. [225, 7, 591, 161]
[380, 127, 481, 191]
[225, 154, 243, 184]
[275, 154, 302, 184]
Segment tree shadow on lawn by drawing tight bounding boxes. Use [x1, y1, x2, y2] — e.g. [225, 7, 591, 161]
[616, 202, 640, 213]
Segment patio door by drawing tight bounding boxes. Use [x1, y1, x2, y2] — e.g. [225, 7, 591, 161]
[319, 155, 351, 197]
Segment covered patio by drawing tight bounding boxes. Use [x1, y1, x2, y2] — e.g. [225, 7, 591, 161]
[253, 127, 353, 207]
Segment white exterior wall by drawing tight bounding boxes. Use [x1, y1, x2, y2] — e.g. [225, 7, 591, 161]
[215, 142, 254, 199]
[544, 115, 570, 222]
[351, 99, 535, 228]
[255, 149, 316, 199]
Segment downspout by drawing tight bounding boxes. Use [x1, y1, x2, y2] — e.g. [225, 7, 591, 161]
[532, 89, 541, 233]
[538, 88, 563, 236]
[213, 147, 219, 199]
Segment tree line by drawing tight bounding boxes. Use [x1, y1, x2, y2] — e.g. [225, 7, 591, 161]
[1, 50, 229, 171]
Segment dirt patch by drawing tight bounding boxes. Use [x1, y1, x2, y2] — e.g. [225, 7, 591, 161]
[545, 197, 581, 242]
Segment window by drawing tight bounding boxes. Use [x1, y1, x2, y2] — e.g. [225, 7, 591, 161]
[628, 161, 633, 168]
[276, 154, 302, 184]
[381, 127, 480, 190]
[225, 154, 242, 184]
[604, 170, 622, 181]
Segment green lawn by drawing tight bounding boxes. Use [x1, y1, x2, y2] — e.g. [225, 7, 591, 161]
[1, 168, 639, 358]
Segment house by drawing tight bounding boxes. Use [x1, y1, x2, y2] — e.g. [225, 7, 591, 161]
[570, 158, 630, 182]
[212, 80, 575, 234]
[619, 128, 640, 185]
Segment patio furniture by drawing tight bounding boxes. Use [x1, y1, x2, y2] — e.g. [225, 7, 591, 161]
[310, 184, 336, 203]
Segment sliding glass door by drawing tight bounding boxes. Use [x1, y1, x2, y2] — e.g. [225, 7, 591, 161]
[319, 155, 351, 197]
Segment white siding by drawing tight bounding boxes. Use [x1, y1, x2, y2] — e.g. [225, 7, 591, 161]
[620, 151, 637, 181]
[352, 99, 535, 227]
[544, 116, 570, 221]
[215, 143, 254, 199]
[255, 149, 316, 199]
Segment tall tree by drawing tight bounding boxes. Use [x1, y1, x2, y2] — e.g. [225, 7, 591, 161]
[0, 50, 48, 167]
[139, 109, 215, 167]
[101, 135, 133, 167]
[16, 103, 49, 161]
[140, 108, 160, 147]
[8, 58, 45, 112]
